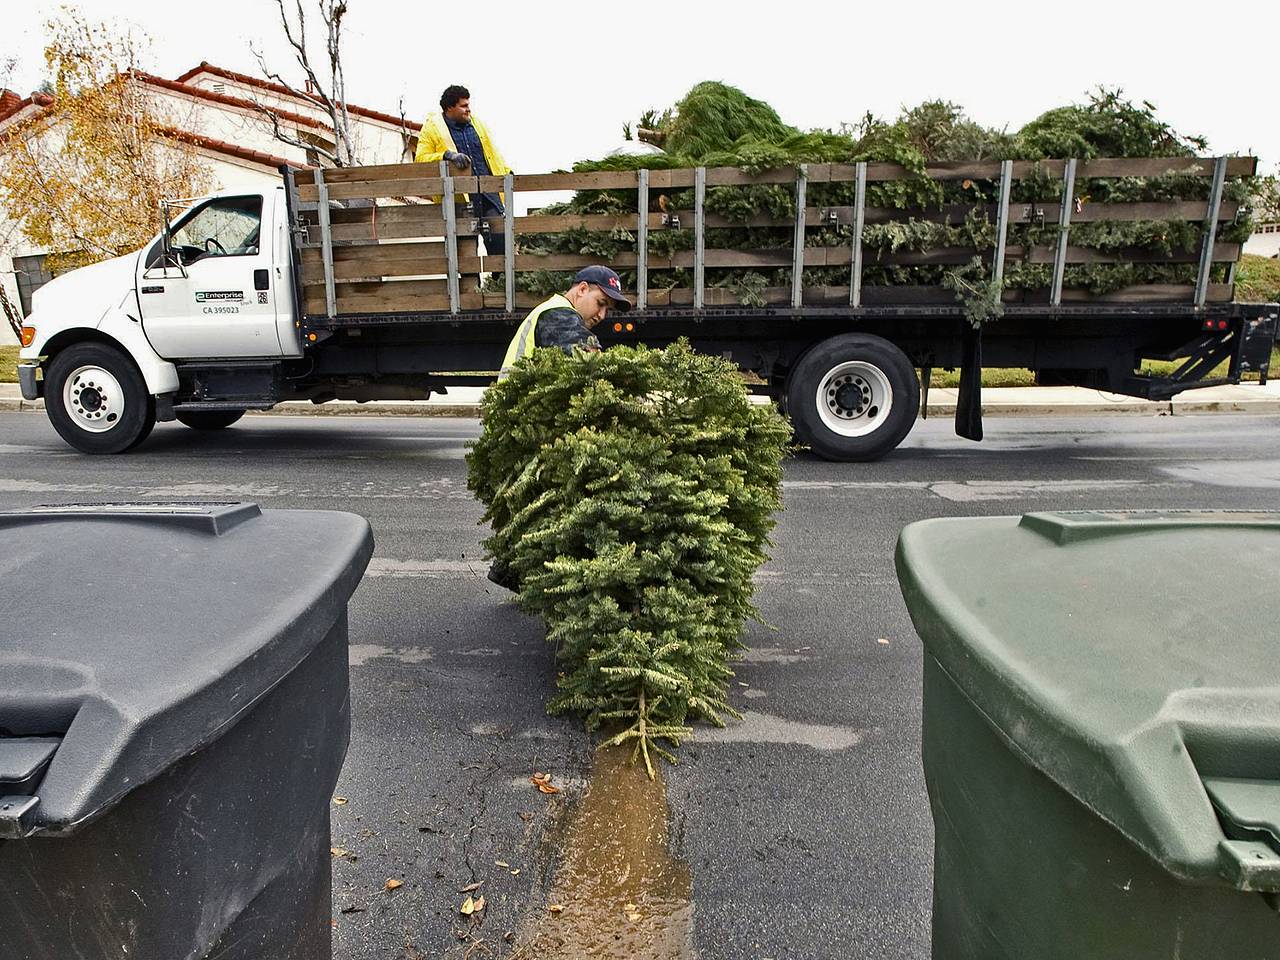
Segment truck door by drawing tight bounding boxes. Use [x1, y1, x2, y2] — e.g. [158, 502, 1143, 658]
[137, 194, 283, 359]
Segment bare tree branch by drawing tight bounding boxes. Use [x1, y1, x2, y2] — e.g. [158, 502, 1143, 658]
[251, 101, 339, 165]
[398, 96, 415, 161]
[253, 0, 357, 165]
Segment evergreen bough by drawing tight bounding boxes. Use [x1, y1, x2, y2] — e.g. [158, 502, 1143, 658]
[498, 85, 1257, 323]
[466, 341, 790, 777]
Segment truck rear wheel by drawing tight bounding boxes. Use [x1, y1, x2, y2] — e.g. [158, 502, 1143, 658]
[44, 344, 156, 454]
[176, 410, 246, 430]
[786, 334, 919, 461]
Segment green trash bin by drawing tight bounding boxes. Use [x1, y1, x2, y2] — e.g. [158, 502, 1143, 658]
[895, 510, 1280, 960]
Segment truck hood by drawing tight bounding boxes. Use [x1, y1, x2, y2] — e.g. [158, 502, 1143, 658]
[30, 251, 142, 326]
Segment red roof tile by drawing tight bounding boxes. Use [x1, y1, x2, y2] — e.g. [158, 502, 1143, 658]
[0, 90, 54, 126]
[133, 72, 326, 129]
[175, 62, 420, 130]
[157, 125, 311, 170]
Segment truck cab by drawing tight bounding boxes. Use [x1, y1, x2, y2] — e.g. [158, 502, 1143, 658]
[17, 186, 302, 452]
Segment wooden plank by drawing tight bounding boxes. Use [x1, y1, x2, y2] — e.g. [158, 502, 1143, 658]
[1055, 283, 1232, 304]
[322, 221, 481, 243]
[300, 255, 484, 284]
[302, 156, 1258, 203]
[513, 252, 640, 272]
[514, 213, 643, 234]
[513, 170, 637, 192]
[301, 238, 478, 261]
[319, 162, 433, 183]
[1080, 156, 1255, 179]
[306, 196, 1242, 245]
[300, 204, 459, 226]
[305, 283, 486, 314]
[316, 292, 488, 314]
[1024, 243, 1240, 265]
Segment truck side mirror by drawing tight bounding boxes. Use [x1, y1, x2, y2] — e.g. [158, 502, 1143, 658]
[159, 201, 188, 278]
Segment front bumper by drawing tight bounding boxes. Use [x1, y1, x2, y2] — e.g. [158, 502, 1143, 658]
[18, 362, 42, 401]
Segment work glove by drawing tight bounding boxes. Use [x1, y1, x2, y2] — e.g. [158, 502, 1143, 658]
[444, 150, 470, 170]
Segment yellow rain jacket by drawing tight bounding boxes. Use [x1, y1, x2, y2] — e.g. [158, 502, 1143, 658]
[414, 113, 510, 205]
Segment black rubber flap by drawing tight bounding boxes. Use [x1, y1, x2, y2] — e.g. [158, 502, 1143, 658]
[0, 502, 373, 836]
[897, 510, 1280, 888]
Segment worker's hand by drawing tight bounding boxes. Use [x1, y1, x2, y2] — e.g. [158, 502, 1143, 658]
[444, 151, 470, 170]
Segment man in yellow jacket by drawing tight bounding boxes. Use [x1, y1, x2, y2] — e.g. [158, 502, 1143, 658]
[415, 85, 510, 255]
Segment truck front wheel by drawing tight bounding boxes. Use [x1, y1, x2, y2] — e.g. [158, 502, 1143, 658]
[44, 343, 156, 454]
[176, 410, 246, 430]
[786, 334, 919, 461]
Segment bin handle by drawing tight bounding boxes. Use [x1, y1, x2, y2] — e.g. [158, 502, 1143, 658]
[0, 796, 41, 839]
[1203, 777, 1280, 897]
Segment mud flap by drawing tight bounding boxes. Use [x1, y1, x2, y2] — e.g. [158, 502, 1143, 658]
[955, 325, 983, 442]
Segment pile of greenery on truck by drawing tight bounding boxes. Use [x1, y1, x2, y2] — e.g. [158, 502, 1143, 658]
[507, 84, 1257, 323]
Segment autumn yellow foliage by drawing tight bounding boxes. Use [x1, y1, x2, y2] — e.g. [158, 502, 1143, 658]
[0, 12, 212, 272]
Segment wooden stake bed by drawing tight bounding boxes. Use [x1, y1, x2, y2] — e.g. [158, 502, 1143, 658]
[285, 156, 1257, 324]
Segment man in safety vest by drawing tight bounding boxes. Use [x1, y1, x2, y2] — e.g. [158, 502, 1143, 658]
[488, 266, 631, 591]
[415, 85, 511, 254]
[500, 266, 632, 376]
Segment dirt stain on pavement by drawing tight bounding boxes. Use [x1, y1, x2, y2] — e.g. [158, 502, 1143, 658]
[512, 744, 693, 959]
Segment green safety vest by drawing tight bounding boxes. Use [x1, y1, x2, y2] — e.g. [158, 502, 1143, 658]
[500, 293, 574, 374]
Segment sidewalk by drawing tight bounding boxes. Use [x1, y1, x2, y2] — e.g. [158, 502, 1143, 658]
[3, 380, 1279, 418]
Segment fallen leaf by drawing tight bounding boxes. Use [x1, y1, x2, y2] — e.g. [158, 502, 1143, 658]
[877, 638, 890, 645]
[536, 782, 561, 795]
[461, 881, 483, 893]
[460, 896, 475, 916]
[384, 879, 403, 891]
[473, 896, 486, 912]
[495, 860, 509, 868]
[532, 771, 548, 781]
[510, 869, 521, 876]
[333, 796, 348, 805]
[548, 904, 563, 914]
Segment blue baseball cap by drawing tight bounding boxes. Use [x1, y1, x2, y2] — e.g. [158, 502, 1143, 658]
[574, 265, 632, 311]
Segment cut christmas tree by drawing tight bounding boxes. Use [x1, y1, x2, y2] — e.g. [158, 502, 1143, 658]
[466, 342, 790, 774]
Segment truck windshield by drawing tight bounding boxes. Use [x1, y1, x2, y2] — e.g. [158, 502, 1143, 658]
[169, 196, 263, 265]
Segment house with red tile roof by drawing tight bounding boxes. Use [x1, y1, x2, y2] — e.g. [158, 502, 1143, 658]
[1, 64, 417, 337]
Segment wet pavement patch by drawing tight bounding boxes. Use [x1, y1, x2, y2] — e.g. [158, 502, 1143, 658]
[511, 745, 694, 959]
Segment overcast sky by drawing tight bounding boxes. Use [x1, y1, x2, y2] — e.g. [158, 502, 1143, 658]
[5, 0, 1277, 178]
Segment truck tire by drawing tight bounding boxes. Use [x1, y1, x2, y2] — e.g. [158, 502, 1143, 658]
[786, 333, 919, 461]
[176, 410, 246, 430]
[44, 343, 156, 454]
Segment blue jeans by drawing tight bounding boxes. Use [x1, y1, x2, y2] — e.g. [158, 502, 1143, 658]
[476, 194, 505, 257]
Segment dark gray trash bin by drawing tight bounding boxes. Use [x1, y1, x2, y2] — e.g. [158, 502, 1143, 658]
[0, 502, 373, 960]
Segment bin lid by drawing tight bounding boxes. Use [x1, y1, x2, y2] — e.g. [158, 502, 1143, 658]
[0, 503, 373, 837]
[896, 510, 1280, 890]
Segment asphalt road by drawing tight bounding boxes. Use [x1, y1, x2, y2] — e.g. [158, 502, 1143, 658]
[2, 409, 1278, 959]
